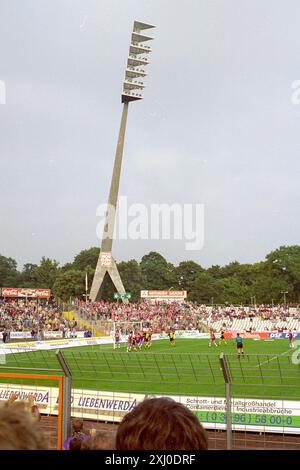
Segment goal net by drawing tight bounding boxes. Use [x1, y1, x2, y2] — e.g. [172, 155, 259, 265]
[112, 321, 143, 341]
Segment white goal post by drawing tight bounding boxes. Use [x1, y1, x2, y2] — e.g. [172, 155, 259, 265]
[112, 321, 143, 342]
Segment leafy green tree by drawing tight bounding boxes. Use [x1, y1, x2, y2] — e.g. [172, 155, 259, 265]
[118, 260, 145, 302]
[206, 265, 223, 280]
[220, 261, 242, 278]
[140, 252, 176, 290]
[213, 262, 257, 304]
[174, 261, 204, 292]
[72, 247, 100, 271]
[251, 276, 291, 305]
[100, 273, 116, 301]
[60, 262, 74, 273]
[0, 255, 19, 287]
[18, 263, 39, 288]
[32, 257, 59, 290]
[251, 259, 293, 304]
[265, 246, 300, 303]
[2, 244, 300, 305]
[220, 261, 255, 285]
[188, 272, 223, 304]
[216, 277, 251, 305]
[52, 270, 85, 302]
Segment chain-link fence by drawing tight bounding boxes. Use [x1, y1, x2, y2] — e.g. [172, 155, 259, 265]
[220, 352, 300, 449]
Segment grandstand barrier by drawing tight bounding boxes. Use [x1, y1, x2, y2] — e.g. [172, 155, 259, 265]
[269, 332, 300, 339]
[9, 332, 32, 339]
[1, 333, 300, 449]
[0, 332, 212, 355]
[225, 332, 268, 339]
[1, 330, 299, 357]
[1, 378, 300, 433]
[7, 331, 89, 340]
[0, 337, 113, 355]
[1, 345, 300, 449]
[1, 330, 299, 355]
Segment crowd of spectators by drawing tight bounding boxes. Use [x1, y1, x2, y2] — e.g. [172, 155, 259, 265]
[74, 299, 204, 333]
[203, 305, 300, 331]
[0, 298, 78, 340]
[1, 297, 300, 340]
[206, 305, 300, 322]
[74, 300, 300, 334]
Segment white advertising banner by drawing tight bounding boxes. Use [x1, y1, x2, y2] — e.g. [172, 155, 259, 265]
[43, 332, 63, 339]
[0, 383, 299, 433]
[9, 332, 32, 339]
[0, 383, 144, 422]
[1, 330, 211, 355]
[0, 337, 113, 355]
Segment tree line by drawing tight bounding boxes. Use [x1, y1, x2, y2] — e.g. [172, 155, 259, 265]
[0, 245, 299, 304]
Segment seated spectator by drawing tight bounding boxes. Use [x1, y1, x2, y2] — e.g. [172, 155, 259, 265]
[81, 430, 116, 450]
[63, 418, 89, 450]
[0, 401, 47, 449]
[116, 397, 208, 450]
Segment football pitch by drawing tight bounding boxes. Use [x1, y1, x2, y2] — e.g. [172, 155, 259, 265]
[1, 338, 300, 400]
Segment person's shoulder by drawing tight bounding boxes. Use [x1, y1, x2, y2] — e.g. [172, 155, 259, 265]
[62, 436, 72, 450]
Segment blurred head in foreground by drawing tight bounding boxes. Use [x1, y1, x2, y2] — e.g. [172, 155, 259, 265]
[0, 402, 46, 450]
[116, 397, 208, 450]
[81, 430, 116, 450]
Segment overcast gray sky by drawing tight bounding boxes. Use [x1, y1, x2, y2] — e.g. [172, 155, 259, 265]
[0, 0, 300, 269]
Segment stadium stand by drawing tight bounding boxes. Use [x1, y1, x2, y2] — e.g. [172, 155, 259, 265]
[73, 300, 300, 335]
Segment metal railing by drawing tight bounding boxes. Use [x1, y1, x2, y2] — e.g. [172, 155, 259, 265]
[1, 349, 300, 449]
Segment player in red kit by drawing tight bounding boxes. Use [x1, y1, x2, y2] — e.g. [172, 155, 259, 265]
[288, 330, 295, 348]
[209, 330, 218, 347]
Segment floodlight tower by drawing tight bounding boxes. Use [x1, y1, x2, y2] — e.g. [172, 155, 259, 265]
[90, 21, 155, 302]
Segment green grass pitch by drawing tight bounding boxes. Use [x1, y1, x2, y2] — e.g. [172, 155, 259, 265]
[1, 338, 300, 400]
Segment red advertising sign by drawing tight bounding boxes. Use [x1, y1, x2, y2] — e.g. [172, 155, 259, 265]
[1, 288, 51, 298]
[224, 332, 268, 339]
[141, 290, 187, 298]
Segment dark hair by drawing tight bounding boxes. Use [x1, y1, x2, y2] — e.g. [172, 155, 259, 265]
[116, 397, 208, 450]
[72, 418, 84, 433]
[81, 431, 116, 450]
